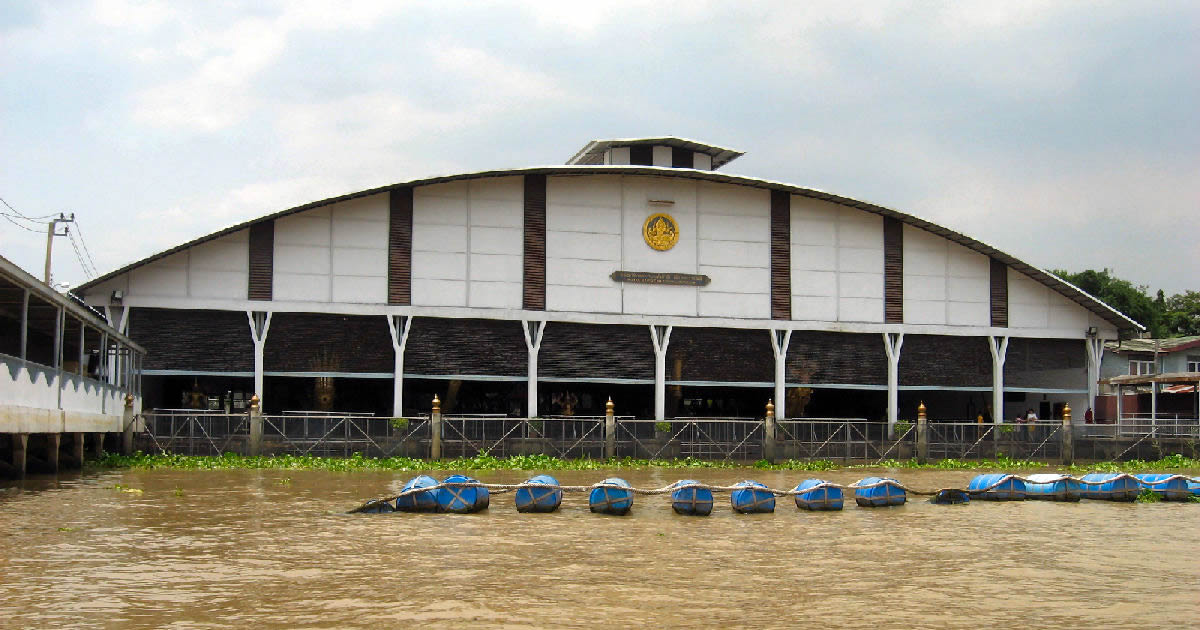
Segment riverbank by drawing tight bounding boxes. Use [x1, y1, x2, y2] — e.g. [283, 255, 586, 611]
[88, 451, 1200, 474]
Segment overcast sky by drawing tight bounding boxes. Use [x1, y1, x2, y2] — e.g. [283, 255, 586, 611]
[1, 1, 1197, 295]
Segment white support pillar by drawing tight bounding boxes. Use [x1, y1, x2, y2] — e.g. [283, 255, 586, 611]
[768, 329, 793, 420]
[1084, 337, 1103, 417]
[649, 325, 673, 422]
[247, 311, 272, 405]
[522, 320, 547, 419]
[19, 288, 29, 360]
[386, 315, 413, 417]
[988, 335, 1009, 426]
[882, 332, 904, 438]
[102, 306, 130, 385]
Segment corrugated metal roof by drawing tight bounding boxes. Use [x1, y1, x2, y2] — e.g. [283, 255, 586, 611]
[77, 164, 1143, 332]
[566, 137, 744, 169]
[1104, 336, 1200, 354]
[1100, 371, 1200, 386]
[0, 254, 144, 352]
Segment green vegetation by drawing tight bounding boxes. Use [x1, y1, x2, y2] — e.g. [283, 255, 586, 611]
[1135, 488, 1162, 503]
[88, 451, 1200, 475]
[754, 459, 840, 471]
[865, 455, 1048, 470]
[1052, 268, 1199, 337]
[388, 417, 409, 431]
[893, 419, 913, 436]
[654, 421, 672, 433]
[91, 451, 747, 472]
[1068, 454, 1200, 474]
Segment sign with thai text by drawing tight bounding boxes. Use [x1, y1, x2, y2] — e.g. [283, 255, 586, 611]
[609, 271, 711, 286]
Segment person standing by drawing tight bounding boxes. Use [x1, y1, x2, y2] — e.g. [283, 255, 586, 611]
[1025, 408, 1038, 443]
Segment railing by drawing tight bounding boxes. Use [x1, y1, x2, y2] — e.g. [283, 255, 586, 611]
[261, 414, 430, 457]
[776, 419, 899, 461]
[140, 411, 431, 457]
[142, 411, 251, 456]
[440, 415, 610, 459]
[135, 411, 1200, 461]
[0, 352, 130, 420]
[615, 417, 764, 461]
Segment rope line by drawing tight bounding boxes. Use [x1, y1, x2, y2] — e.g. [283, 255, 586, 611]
[349, 473, 1200, 512]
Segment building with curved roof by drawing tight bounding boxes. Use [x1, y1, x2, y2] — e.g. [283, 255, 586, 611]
[77, 137, 1140, 429]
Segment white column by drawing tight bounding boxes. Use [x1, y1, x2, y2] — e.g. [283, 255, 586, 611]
[649, 325, 673, 422]
[522, 320, 546, 418]
[882, 332, 904, 438]
[246, 311, 272, 404]
[768, 329, 793, 420]
[102, 306, 130, 384]
[1084, 337, 1103, 416]
[386, 315, 413, 417]
[988, 335, 1009, 426]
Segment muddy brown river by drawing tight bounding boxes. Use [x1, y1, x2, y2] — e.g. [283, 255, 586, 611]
[1, 467, 1197, 628]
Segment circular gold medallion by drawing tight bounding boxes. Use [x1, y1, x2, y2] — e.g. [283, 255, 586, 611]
[642, 212, 680, 251]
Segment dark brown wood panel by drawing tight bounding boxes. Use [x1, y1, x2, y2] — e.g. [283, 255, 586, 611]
[672, 147, 693, 168]
[629, 145, 653, 166]
[523, 175, 547, 310]
[247, 220, 274, 301]
[883, 217, 903, 323]
[388, 188, 413, 305]
[770, 190, 791, 320]
[990, 258, 1008, 327]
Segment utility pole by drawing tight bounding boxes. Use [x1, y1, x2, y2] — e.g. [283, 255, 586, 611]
[44, 213, 74, 283]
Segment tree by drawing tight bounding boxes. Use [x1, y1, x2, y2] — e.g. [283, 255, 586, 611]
[1051, 268, 1165, 337]
[1163, 291, 1200, 336]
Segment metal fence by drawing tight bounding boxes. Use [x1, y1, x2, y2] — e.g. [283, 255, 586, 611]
[261, 414, 430, 457]
[140, 411, 431, 457]
[775, 418, 900, 461]
[136, 411, 1200, 461]
[440, 415, 610, 459]
[142, 411, 250, 456]
[614, 417, 764, 461]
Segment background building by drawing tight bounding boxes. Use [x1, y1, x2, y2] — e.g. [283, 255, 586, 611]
[77, 137, 1140, 432]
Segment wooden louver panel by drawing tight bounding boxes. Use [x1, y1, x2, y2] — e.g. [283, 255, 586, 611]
[883, 217, 903, 323]
[770, 190, 791, 320]
[672, 147, 693, 168]
[990, 258, 1008, 327]
[629, 145, 653, 166]
[523, 175, 547, 310]
[247, 220, 274, 301]
[388, 187, 413, 305]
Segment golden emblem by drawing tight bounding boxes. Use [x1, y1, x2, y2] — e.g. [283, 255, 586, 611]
[642, 213, 680, 251]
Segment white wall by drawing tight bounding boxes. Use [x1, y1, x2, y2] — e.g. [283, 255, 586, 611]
[902, 225, 990, 326]
[411, 178, 523, 309]
[790, 197, 884, 323]
[696, 182, 770, 318]
[273, 193, 389, 304]
[546, 175, 770, 318]
[94, 231, 249, 301]
[546, 175, 622, 312]
[1008, 268, 1116, 336]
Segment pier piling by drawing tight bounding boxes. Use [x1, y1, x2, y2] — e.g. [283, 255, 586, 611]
[916, 402, 929, 464]
[431, 395, 442, 460]
[122, 394, 135, 455]
[11, 433, 28, 478]
[1061, 403, 1074, 466]
[604, 398, 615, 459]
[763, 399, 777, 463]
[248, 394, 262, 456]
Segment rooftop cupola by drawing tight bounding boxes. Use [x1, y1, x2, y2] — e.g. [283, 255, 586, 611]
[566, 137, 743, 171]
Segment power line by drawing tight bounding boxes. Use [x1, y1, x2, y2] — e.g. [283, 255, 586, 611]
[67, 228, 97, 280]
[70, 215, 101, 275]
[1, 213, 42, 232]
[0, 196, 57, 221]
